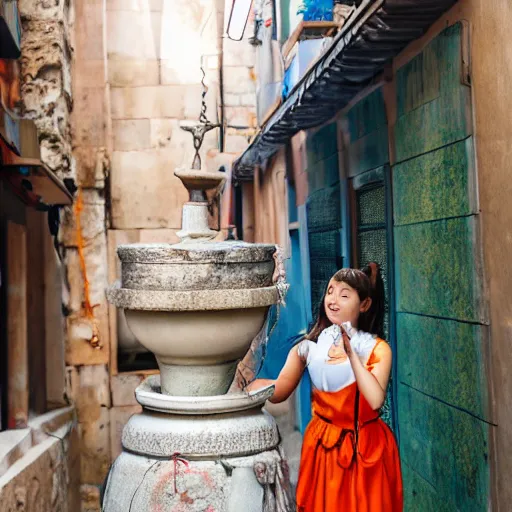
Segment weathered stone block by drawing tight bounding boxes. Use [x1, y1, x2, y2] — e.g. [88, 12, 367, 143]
[108, 58, 160, 87]
[160, 59, 203, 85]
[223, 66, 256, 94]
[0, 423, 80, 511]
[74, 1, 105, 61]
[110, 149, 190, 229]
[61, 189, 106, 248]
[110, 405, 142, 459]
[224, 93, 240, 107]
[111, 374, 143, 406]
[107, 0, 163, 11]
[79, 406, 111, 485]
[110, 84, 204, 120]
[224, 134, 249, 154]
[223, 38, 256, 67]
[107, 10, 161, 60]
[20, 18, 73, 179]
[393, 138, 477, 226]
[240, 93, 257, 107]
[204, 149, 235, 174]
[74, 146, 109, 189]
[66, 365, 111, 423]
[72, 59, 107, 89]
[72, 86, 108, 147]
[225, 106, 257, 129]
[81, 484, 101, 512]
[149, 118, 219, 153]
[112, 119, 151, 151]
[64, 238, 110, 366]
[19, 0, 68, 20]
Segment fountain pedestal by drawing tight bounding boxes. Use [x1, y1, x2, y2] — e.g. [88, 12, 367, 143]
[102, 378, 292, 511]
[103, 167, 292, 511]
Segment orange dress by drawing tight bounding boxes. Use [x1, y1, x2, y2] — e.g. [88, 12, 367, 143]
[295, 327, 403, 512]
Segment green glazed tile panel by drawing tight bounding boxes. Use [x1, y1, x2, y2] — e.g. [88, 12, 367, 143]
[308, 230, 339, 260]
[399, 385, 489, 511]
[402, 463, 459, 512]
[306, 185, 341, 233]
[395, 23, 472, 163]
[394, 217, 484, 323]
[394, 138, 477, 226]
[346, 87, 387, 142]
[342, 87, 389, 177]
[346, 125, 389, 177]
[306, 122, 338, 168]
[397, 313, 489, 420]
[307, 154, 340, 193]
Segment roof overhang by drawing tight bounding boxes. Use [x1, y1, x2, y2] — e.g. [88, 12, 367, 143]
[233, 0, 457, 181]
[0, 119, 73, 208]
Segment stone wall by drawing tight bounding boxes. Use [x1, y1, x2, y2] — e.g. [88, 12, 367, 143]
[14, 0, 258, 509]
[0, 410, 81, 512]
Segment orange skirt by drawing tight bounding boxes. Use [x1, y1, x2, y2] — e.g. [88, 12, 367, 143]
[296, 415, 403, 511]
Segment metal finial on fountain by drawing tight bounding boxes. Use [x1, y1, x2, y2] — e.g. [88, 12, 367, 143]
[180, 122, 220, 171]
[176, 61, 223, 243]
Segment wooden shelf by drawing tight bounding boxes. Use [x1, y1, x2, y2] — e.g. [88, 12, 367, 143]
[282, 21, 340, 60]
[0, 119, 73, 207]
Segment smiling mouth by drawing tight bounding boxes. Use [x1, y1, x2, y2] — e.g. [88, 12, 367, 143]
[328, 305, 340, 312]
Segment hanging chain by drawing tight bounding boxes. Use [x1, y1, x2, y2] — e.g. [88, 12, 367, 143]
[199, 59, 210, 125]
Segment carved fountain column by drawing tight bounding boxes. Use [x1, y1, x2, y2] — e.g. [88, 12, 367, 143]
[103, 154, 292, 510]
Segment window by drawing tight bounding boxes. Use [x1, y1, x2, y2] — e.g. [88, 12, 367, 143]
[349, 166, 396, 430]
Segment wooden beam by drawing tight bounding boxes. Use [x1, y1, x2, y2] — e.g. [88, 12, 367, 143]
[7, 221, 28, 428]
[282, 21, 341, 60]
[44, 228, 66, 409]
[26, 209, 47, 414]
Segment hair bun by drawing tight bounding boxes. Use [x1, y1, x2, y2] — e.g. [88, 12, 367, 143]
[362, 262, 380, 289]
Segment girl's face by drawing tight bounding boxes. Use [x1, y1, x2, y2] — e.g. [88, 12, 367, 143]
[324, 279, 371, 327]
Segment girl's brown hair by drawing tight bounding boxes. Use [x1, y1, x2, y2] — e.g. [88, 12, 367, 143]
[306, 262, 385, 341]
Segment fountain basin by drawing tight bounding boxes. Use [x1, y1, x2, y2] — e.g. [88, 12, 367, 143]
[124, 307, 267, 396]
[117, 241, 276, 291]
[107, 277, 280, 396]
[135, 375, 274, 414]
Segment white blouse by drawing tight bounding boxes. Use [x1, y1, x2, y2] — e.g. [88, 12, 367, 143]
[297, 323, 378, 393]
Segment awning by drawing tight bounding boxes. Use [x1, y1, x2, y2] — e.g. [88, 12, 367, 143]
[0, 119, 73, 208]
[233, 0, 457, 181]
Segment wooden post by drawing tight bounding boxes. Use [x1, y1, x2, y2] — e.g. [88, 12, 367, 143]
[44, 224, 66, 409]
[26, 209, 47, 414]
[253, 166, 261, 242]
[7, 221, 28, 428]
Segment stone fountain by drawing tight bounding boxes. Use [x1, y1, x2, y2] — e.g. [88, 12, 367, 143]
[102, 125, 292, 511]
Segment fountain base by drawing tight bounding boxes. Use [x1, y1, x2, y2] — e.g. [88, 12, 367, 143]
[102, 377, 294, 511]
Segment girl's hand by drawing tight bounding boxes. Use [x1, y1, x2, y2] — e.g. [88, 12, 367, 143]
[245, 378, 274, 393]
[341, 325, 354, 359]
